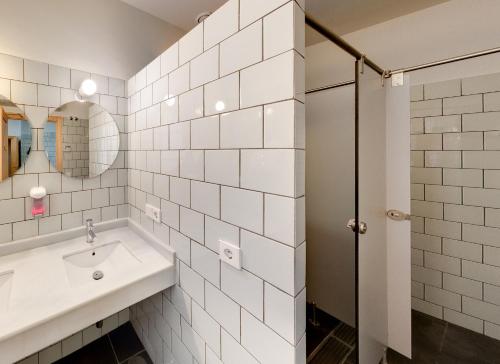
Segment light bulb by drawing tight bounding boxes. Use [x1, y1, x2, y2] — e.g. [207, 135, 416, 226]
[215, 101, 225, 112]
[79, 79, 97, 97]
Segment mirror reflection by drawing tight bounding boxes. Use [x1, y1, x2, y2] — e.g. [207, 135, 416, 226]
[0, 96, 32, 181]
[43, 101, 119, 179]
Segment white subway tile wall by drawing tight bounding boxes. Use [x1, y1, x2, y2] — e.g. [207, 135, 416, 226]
[0, 55, 127, 242]
[411, 74, 500, 338]
[127, 1, 305, 363]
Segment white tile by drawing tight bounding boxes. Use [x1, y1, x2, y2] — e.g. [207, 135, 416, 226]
[192, 241, 220, 288]
[485, 322, 500, 341]
[24, 59, 48, 84]
[411, 297, 443, 319]
[179, 23, 203, 65]
[169, 63, 189, 97]
[442, 238, 482, 262]
[180, 262, 205, 306]
[463, 111, 500, 131]
[0, 78, 10, 99]
[91, 73, 108, 94]
[463, 187, 500, 208]
[484, 246, 500, 267]
[463, 223, 500, 247]
[221, 186, 263, 233]
[191, 46, 219, 89]
[71, 69, 91, 90]
[463, 296, 500, 325]
[443, 169, 482, 188]
[92, 188, 109, 208]
[241, 149, 297, 196]
[443, 132, 483, 150]
[11, 81, 37, 105]
[38, 85, 60, 107]
[72, 190, 91, 211]
[425, 218, 461, 240]
[425, 185, 461, 204]
[424, 115, 461, 133]
[241, 230, 295, 294]
[152, 75, 169, 104]
[62, 332, 82, 356]
[191, 181, 220, 218]
[411, 168, 442, 184]
[39, 215, 61, 235]
[170, 121, 191, 150]
[411, 118, 424, 134]
[140, 85, 152, 109]
[205, 72, 239, 116]
[180, 317, 205, 363]
[425, 151, 460, 168]
[264, 283, 303, 344]
[462, 73, 500, 94]
[204, 0, 239, 49]
[192, 300, 221, 355]
[411, 200, 443, 219]
[444, 204, 483, 225]
[425, 285, 460, 310]
[100, 94, 117, 114]
[240, 50, 296, 108]
[484, 92, 500, 112]
[179, 87, 204, 121]
[411, 134, 442, 150]
[264, 100, 304, 148]
[12, 174, 38, 198]
[424, 79, 461, 100]
[443, 309, 483, 334]
[411, 232, 441, 253]
[486, 208, 500, 228]
[221, 263, 263, 319]
[240, 0, 288, 28]
[191, 115, 219, 149]
[153, 174, 169, 200]
[147, 56, 161, 85]
[170, 229, 190, 265]
[220, 20, 262, 76]
[161, 150, 179, 176]
[222, 329, 259, 364]
[265, 194, 304, 246]
[62, 212, 82, 229]
[180, 150, 204, 181]
[153, 125, 169, 150]
[485, 284, 500, 305]
[241, 309, 295, 364]
[39, 342, 62, 364]
[206, 281, 241, 340]
[205, 150, 239, 187]
[180, 207, 204, 243]
[13, 220, 38, 240]
[161, 42, 179, 76]
[0, 53, 23, 80]
[220, 107, 263, 148]
[264, 2, 304, 59]
[443, 273, 482, 299]
[410, 99, 442, 118]
[425, 251, 460, 275]
[172, 332, 193, 364]
[161, 97, 179, 125]
[109, 78, 125, 97]
[485, 131, 500, 150]
[50, 193, 72, 215]
[205, 215, 239, 253]
[443, 94, 483, 115]
[170, 177, 190, 207]
[411, 265, 442, 287]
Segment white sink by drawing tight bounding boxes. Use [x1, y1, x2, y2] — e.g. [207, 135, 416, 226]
[0, 271, 13, 311]
[63, 240, 141, 286]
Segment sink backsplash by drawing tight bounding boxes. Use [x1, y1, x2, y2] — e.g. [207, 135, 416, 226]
[0, 53, 129, 244]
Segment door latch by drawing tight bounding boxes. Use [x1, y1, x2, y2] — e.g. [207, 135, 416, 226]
[347, 218, 368, 234]
[386, 209, 411, 221]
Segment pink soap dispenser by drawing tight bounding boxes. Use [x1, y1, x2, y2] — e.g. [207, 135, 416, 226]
[29, 186, 47, 217]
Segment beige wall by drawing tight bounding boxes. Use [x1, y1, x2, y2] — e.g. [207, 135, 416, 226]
[0, 0, 184, 80]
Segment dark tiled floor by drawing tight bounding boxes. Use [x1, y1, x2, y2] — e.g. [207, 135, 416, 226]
[54, 322, 152, 364]
[307, 303, 341, 357]
[388, 310, 500, 364]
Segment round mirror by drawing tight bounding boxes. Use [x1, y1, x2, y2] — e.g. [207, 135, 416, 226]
[0, 96, 32, 181]
[43, 101, 120, 178]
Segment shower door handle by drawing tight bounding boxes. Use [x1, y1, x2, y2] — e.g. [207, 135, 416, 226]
[347, 218, 367, 234]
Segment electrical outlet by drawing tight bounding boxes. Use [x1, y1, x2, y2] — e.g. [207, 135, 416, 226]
[219, 240, 241, 270]
[145, 204, 161, 223]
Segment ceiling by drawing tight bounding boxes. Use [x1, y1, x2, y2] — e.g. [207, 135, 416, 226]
[306, 0, 449, 45]
[120, 0, 227, 31]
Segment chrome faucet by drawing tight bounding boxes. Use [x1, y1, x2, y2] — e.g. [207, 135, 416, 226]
[86, 219, 97, 243]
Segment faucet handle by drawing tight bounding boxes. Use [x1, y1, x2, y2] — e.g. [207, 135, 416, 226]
[86, 218, 94, 227]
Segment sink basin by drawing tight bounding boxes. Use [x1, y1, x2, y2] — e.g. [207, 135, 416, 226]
[63, 241, 140, 286]
[0, 271, 13, 311]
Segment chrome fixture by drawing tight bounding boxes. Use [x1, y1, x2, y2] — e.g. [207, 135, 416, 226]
[386, 209, 411, 221]
[347, 218, 368, 234]
[196, 11, 211, 24]
[86, 218, 97, 243]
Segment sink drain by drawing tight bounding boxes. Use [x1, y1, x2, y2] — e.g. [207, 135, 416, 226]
[93, 270, 104, 280]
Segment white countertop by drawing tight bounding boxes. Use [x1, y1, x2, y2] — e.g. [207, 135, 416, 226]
[0, 219, 175, 349]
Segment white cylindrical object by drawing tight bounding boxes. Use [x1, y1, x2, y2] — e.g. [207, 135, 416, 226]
[29, 186, 47, 199]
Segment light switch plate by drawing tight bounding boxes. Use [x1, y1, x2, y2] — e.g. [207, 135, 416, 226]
[219, 240, 241, 270]
[145, 204, 161, 223]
